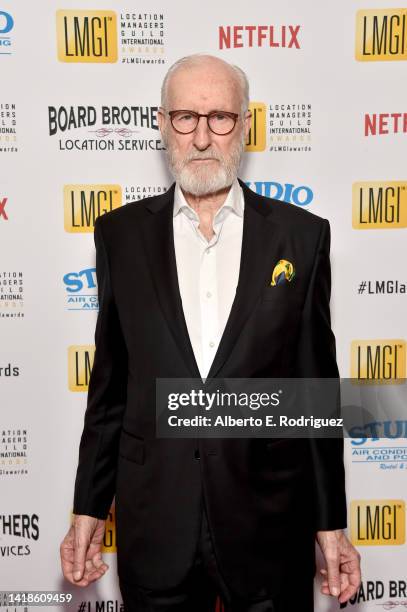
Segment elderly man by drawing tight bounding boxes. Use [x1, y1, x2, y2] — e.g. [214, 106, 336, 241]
[60, 54, 361, 611]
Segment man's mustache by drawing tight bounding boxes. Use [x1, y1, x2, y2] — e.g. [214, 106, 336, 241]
[184, 151, 222, 163]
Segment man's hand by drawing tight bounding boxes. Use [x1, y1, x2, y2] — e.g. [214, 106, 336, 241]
[316, 529, 361, 604]
[60, 514, 109, 587]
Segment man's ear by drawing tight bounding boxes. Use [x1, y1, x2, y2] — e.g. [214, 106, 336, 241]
[157, 107, 166, 134]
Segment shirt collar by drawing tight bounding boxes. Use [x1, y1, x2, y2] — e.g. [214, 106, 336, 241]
[173, 178, 244, 221]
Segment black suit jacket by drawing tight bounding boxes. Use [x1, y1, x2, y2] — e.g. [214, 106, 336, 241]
[72, 179, 347, 598]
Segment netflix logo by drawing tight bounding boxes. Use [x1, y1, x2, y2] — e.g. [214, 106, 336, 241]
[365, 113, 407, 137]
[219, 25, 301, 49]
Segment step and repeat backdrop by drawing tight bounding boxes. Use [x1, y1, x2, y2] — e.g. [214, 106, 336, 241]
[1, 1, 406, 610]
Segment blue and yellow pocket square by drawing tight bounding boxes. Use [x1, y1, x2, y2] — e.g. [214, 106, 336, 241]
[269, 259, 295, 286]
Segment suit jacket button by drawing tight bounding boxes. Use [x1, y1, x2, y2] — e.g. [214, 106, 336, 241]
[194, 449, 200, 459]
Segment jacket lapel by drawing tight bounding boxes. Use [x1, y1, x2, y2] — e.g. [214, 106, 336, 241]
[139, 183, 202, 379]
[139, 180, 282, 382]
[205, 181, 277, 379]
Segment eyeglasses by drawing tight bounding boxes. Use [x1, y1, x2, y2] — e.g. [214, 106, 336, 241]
[167, 109, 239, 135]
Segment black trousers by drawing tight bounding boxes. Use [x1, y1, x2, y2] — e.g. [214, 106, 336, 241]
[119, 501, 314, 612]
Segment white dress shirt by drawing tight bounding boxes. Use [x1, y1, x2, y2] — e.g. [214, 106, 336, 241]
[173, 178, 244, 381]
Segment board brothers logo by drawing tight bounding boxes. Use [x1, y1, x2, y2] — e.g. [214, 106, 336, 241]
[0, 10, 14, 55]
[219, 24, 301, 49]
[351, 339, 406, 380]
[0, 102, 17, 153]
[352, 181, 407, 228]
[68, 345, 95, 391]
[339, 579, 407, 608]
[57, 10, 118, 62]
[0, 513, 39, 556]
[350, 500, 405, 545]
[356, 9, 407, 61]
[64, 184, 122, 231]
[48, 105, 162, 152]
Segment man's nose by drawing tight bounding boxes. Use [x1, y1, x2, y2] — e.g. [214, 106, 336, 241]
[192, 116, 212, 150]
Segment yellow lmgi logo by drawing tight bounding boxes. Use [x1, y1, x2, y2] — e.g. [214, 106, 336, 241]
[351, 500, 405, 545]
[351, 340, 406, 381]
[102, 507, 117, 553]
[245, 102, 266, 152]
[64, 185, 122, 232]
[352, 182, 407, 229]
[68, 345, 95, 392]
[56, 10, 118, 63]
[356, 8, 407, 61]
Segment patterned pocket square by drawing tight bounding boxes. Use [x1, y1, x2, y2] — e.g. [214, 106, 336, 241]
[269, 259, 295, 286]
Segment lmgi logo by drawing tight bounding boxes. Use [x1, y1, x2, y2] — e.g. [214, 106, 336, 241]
[64, 185, 122, 232]
[350, 500, 405, 545]
[56, 10, 118, 62]
[356, 8, 407, 61]
[352, 182, 407, 228]
[102, 507, 116, 553]
[245, 102, 266, 152]
[68, 345, 95, 391]
[351, 340, 406, 381]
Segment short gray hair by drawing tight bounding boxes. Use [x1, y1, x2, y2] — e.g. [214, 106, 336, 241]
[160, 53, 250, 116]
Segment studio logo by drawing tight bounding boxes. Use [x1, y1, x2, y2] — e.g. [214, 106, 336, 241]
[245, 103, 266, 152]
[68, 345, 95, 391]
[219, 25, 301, 49]
[0, 10, 14, 55]
[351, 340, 406, 380]
[56, 10, 118, 63]
[350, 500, 405, 545]
[352, 182, 407, 228]
[64, 185, 122, 232]
[245, 181, 313, 206]
[356, 9, 407, 61]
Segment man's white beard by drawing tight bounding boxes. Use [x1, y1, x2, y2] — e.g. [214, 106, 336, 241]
[163, 131, 245, 196]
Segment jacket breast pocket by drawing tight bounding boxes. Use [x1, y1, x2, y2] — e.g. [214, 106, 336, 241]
[261, 283, 297, 301]
[118, 428, 145, 465]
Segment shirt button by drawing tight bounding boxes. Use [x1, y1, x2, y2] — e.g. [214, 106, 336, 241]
[206, 249, 211, 254]
[206, 291, 212, 298]
[209, 341, 215, 348]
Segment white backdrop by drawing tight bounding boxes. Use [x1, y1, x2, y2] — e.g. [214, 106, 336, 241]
[1, 1, 406, 610]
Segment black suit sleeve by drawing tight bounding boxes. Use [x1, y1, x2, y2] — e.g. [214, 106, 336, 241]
[295, 219, 347, 531]
[72, 217, 128, 520]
